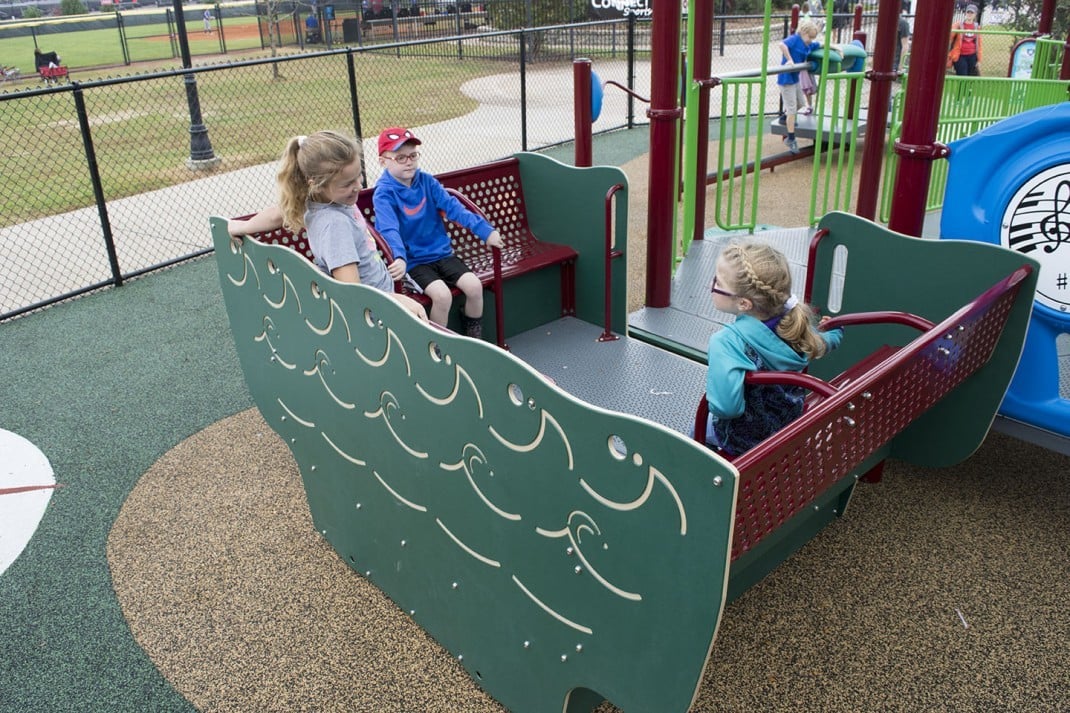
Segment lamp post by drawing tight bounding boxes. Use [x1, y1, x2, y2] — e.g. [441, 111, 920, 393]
[173, 0, 220, 170]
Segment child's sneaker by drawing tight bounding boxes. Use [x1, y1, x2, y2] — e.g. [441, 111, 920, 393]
[786, 138, 799, 154]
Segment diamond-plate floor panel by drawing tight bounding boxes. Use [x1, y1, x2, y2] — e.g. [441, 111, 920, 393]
[507, 317, 707, 436]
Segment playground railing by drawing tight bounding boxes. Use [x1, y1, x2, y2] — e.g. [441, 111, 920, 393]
[696, 63, 867, 242]
[806, 69, 867, 226]
[879, 75, 1070, 222]
[1032, 37, 1067, 80]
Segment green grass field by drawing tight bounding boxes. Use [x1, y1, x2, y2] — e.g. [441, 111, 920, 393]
[0, 51, 498, 225]
[1, 13, 268, 72]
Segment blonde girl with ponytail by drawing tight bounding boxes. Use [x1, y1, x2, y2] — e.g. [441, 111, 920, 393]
[702, 241, 843, 456]
[271, 130, 427, 323]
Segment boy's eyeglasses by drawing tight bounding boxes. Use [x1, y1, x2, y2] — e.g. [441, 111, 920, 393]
[387, 152, 421, 164]
[711, 276, 737, 298]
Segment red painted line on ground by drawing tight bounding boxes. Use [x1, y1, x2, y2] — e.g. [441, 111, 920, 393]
[0, 484, 63, 496]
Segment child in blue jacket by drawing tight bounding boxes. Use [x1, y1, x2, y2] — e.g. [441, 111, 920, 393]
[777, 18, 822, 154]
[374, 127, 504, 337]
[704, 242, 843, 456]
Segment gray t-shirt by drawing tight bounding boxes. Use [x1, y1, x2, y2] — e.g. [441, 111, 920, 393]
[304, 201, 393, 294]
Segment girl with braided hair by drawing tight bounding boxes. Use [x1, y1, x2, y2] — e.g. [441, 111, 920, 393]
[702, 242, 843, 456]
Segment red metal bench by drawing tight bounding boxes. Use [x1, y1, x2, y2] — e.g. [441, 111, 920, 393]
[248, 157, 578, 348]
[693, 265, 1033, 596]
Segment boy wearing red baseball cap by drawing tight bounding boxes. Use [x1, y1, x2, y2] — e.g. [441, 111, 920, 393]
[374, 127, 504, 337]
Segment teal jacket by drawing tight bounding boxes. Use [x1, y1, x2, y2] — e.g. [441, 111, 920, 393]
[705, 314, 843, 455]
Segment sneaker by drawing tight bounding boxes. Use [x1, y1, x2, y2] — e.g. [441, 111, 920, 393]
[786, 139, 799, 154]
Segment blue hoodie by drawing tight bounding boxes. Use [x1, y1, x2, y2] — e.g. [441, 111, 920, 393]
[373, 168, 495, 268]
[705, 314, 843, 456]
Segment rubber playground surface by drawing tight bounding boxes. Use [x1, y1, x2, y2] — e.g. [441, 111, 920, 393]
[2, 129, 1069, 712]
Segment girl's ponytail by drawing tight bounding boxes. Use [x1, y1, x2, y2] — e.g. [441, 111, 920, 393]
[277, 136, 309, 231]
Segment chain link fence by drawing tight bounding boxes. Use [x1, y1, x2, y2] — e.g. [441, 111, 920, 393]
[0, 8, 887, 320]
[0, 3, 880, 76]
[0, 19, 654, 319]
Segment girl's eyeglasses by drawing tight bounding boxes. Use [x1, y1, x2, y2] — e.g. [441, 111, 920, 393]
[711, 276, 737, 298]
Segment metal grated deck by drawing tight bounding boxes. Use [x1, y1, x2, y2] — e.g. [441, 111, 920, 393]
[506, 317, 707, 437]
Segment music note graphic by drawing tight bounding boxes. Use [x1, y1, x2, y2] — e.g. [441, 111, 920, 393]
[1001, 163, 1070, 313]
[1037, 179, 1070, 254]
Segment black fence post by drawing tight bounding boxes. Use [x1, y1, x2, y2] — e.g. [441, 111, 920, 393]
[627, 14, 635, 129]
[569, 0, 575, 58]
[256, 2, 267, 50]
[345, 50, 367, 188]
[117, 12, 130, 65]
[73, 85, 123, 288]
[520, 30, 528, 151]
[166, 9, 179, 59]
[216, 4, 226, 54]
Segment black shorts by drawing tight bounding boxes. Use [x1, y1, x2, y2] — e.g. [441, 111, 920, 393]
[408, 255, 472, 290]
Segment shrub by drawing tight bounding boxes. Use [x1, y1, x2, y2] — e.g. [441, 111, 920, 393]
[60, 0, 89, 14]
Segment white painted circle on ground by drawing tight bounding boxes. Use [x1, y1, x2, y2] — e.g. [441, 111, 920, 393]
[0, 429, 56, 576]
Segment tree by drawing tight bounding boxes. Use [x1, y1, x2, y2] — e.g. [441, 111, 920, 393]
[60, 0, 88, 14]
[485, 0, 586, 28]
[484, 0, 589, 57]
[995, 0, 1069, 40]
[22, 6, 44, 17]
[258, 0, 293, 79]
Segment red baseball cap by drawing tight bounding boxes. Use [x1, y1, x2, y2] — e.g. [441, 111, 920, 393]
[378, 127, 421, 155]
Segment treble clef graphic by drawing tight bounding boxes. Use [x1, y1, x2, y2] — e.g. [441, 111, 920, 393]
[1038, 179, 1070, 254]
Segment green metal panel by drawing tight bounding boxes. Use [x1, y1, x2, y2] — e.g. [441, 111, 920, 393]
[514, 153, 629, 335]
[808, 212, 1039, 467]
[210, 218, 738, 713]
[1032, 38, 1065, 80]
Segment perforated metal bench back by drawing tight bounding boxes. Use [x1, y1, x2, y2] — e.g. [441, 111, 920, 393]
[253, 225, 315, 262]
[440, 159, 533, 276]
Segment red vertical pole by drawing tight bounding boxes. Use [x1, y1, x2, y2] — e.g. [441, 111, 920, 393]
[573, 58, 593, 168]
[888, 0, 956, 237]
[1061, 38, 1070, 80]
[852, 2, 866, 46]
[690, 0, 715, 243]
[1038, 0, 1056, 36]
[854, 2, 900, 219]
[644, 0, 682, 308]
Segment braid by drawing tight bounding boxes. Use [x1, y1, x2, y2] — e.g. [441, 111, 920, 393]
[723, 243, 790, 317]
[720, 241, 829, 358]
